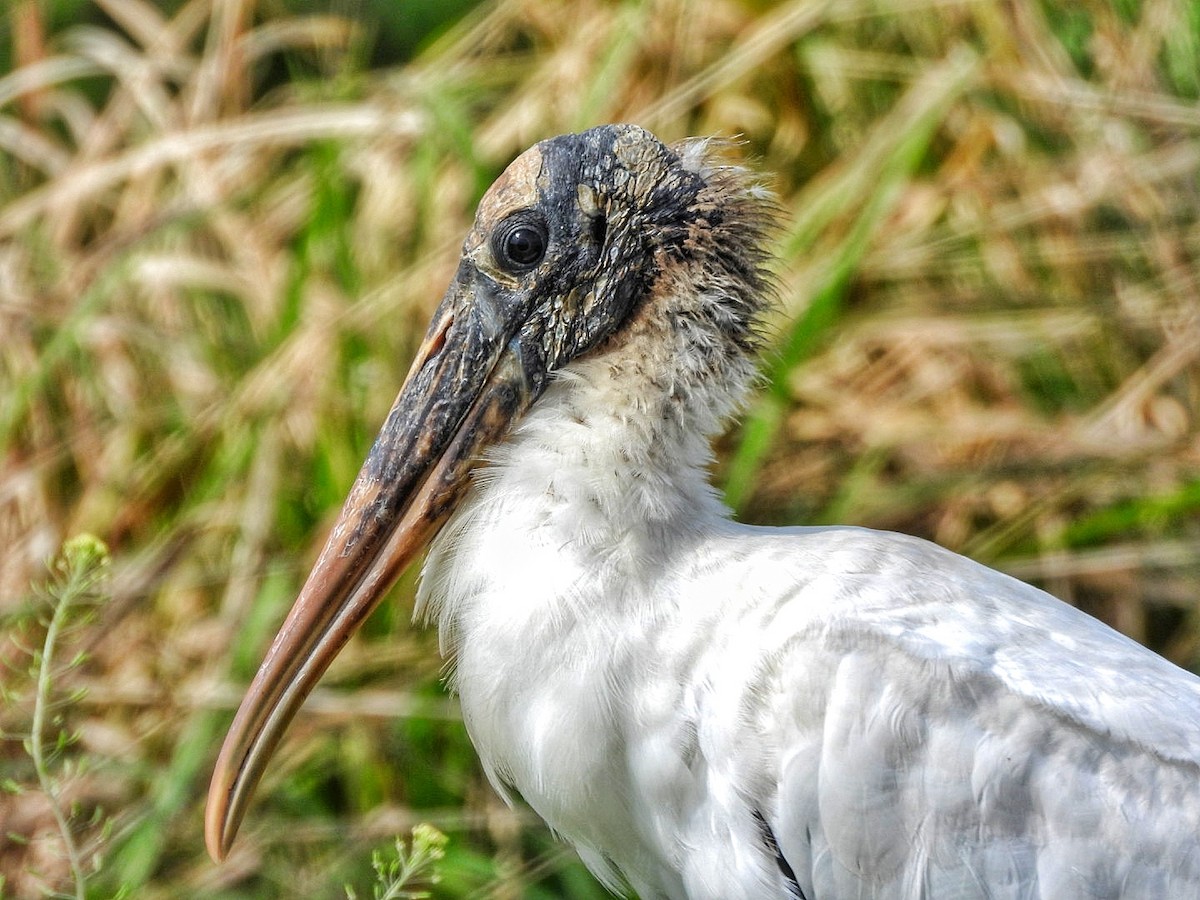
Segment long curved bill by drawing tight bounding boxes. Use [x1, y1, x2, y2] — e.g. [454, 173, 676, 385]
[205, 275, 534, 861]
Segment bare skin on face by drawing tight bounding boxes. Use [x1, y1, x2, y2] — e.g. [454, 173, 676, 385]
[464, 146, 546, 283]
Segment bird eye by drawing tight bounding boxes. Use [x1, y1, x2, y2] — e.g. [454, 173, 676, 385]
[492, 216, 548, 272]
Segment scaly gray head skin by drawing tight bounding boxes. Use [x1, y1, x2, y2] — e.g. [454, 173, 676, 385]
[205, 124, 776, 861]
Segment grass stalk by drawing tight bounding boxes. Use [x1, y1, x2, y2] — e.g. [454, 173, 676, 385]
[26, 536, 111, 900]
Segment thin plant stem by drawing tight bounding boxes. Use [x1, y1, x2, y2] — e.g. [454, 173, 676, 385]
[28, 541, 106, 900]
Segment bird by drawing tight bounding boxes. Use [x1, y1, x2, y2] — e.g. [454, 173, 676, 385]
[206, 124, 1200, 899]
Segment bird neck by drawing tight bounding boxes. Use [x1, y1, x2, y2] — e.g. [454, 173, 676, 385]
[418, 147, 775, 648]
[416, 268, 762, 637]
[504, 258, 763, 552]
[469, 143, 773, 568]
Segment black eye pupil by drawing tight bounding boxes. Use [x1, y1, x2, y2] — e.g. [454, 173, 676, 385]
[505, 227, 544, 265]
[494, 219, 547, 270]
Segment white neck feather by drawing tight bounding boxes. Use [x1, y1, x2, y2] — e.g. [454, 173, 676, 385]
[415, 270, 758, 649]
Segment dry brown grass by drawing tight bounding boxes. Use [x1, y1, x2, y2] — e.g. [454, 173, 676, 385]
[1, 0, 1198, 896]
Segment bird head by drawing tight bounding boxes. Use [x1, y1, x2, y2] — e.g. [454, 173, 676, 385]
[205, 124, 774, 861]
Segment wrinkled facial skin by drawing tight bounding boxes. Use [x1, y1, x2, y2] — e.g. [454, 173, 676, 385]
[351, 124, 714, 541]
[446, 123, 708, 398]
[359, 124, 707, 502]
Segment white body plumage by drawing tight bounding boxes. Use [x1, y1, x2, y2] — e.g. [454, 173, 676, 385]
[422, 332, 1200, 899]
[417, 149, 1200, 896]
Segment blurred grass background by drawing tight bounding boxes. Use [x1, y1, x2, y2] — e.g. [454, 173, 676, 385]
[2, 0, 1199, 896]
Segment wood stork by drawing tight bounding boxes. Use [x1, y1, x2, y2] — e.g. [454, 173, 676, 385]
[207, 124, 1200, 898]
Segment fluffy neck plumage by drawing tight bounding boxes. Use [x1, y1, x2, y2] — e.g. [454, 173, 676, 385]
[416, 147, 775, 655]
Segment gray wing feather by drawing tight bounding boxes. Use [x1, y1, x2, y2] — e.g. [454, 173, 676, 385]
[727, 526, 1200, 899]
